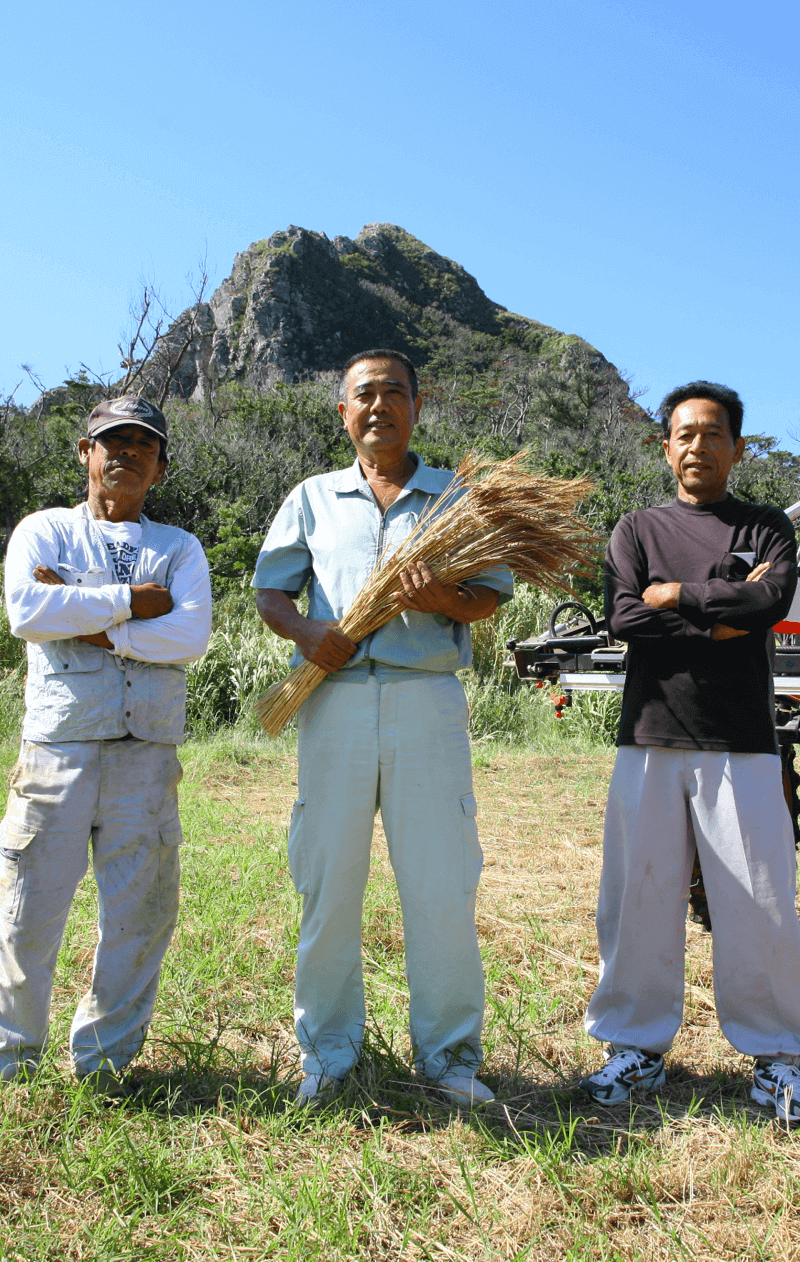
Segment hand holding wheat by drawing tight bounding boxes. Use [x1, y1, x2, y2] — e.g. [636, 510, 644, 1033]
[255, 449, 597, 736]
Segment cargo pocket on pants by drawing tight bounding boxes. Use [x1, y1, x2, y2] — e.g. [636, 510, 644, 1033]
[158, 817, 183, 918]
[460, 794, 483, 894]
[287, 799, 311, 896]
[0, 824, 36, 923]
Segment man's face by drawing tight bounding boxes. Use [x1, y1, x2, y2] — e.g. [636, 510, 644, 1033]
[663, 398, 745, 503]
[78, 424, 167, 501]
[338, 358, 422, 462]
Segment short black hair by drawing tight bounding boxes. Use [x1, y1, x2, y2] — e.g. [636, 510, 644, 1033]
[658, 381, 744, 442]
[339, 349, 419, 402]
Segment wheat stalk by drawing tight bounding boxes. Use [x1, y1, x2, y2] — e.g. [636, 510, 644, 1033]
[255, 449, 597, 736]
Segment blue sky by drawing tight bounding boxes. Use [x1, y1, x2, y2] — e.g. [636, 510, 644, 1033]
[2, 0, 798, 446]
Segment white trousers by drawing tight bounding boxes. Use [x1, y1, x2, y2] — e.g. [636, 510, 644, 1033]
[0, 739, 182, 1078]
[290, 670, 485, 1081]
[585, 746, 800, 1058]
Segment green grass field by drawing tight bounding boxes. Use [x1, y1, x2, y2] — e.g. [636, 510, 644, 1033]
[0, 731, 799, 1261]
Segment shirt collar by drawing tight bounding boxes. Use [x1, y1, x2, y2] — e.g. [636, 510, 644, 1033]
[332, 451, 444, 496]
[671, 492, 732, 514]
[77, 500, 151, 527]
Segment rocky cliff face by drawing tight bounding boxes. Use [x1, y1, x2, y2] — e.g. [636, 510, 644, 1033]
[170, 223, 609, 399]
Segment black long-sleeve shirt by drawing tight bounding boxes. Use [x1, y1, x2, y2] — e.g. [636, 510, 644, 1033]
[605, 495, 797, 752]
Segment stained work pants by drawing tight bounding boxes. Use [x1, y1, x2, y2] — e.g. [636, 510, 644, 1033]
[290, 669, 485, 1081]
[0, 738, 182, 1077]
[585, 746, 800, 1058]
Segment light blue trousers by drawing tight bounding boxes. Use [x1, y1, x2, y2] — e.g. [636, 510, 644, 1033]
[290, 669, 485, 1081]
[0, 739, 183, 1078]
[586, 746, 800, 1058]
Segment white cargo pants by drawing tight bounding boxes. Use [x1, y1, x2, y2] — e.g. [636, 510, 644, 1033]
[0, 738, 183, 1079]
[585, 746, 800, 1058]
[290, 669, 485, 1082]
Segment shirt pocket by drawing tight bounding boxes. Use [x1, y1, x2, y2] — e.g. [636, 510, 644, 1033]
[34, 641, 105, 676]
[717, 552, 757, 581]
[57, 565, 106, 589]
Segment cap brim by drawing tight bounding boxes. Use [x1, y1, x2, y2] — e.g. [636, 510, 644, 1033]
[88, 418, 167, 443]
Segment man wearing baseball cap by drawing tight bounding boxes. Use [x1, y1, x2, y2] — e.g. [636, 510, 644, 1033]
[0, 396, 211, 1092]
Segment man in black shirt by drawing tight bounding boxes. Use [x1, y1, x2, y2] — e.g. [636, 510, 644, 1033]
[580, 381, 800, 1123]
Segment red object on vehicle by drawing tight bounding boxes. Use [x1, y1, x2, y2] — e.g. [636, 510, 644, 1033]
[775, 603, 800, 632]
[775, 505, 800, 632]
[776, 589, 800, 632]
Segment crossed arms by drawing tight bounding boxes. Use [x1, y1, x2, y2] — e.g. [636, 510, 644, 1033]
[641, 563, 771, 640]
[31, 566, 172, 647]
[5, 523, 211, 666]
[605, 512, 797, 644]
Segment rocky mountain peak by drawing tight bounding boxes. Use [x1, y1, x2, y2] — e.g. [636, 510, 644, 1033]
[157, 223, 616, 406]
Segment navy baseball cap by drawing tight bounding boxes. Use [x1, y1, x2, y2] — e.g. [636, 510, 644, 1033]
[87, 397, 168, 443]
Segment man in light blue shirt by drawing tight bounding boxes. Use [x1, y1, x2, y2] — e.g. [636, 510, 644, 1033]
[254, 349, 513, 1106]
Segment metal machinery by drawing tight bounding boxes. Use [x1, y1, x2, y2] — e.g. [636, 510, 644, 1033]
[505, 500, 800, 931]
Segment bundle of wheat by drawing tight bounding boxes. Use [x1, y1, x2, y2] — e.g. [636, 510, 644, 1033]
[254, 449, 596, 736]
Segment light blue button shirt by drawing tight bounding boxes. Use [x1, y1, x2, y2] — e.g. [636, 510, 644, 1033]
[252, 453, 514, 673]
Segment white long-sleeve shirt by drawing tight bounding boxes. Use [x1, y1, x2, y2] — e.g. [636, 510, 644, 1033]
[4, 502, 211, 743]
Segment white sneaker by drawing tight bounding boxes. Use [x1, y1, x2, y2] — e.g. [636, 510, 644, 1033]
[580, 1047, 665, 1103]
[752, 1060, 800, 1124]
[294, 1073, 342, 1105]
[437, 1075, 495, 1105]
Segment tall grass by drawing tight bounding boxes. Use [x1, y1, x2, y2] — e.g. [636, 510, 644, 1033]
[0, 566, 26, 743]
[0, 666, 25, 744]
[186, 620, 294, 737]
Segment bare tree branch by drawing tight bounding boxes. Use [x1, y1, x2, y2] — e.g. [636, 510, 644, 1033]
[117, 287, 156, 391]
[20, 364, 47, 405]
